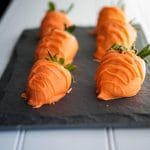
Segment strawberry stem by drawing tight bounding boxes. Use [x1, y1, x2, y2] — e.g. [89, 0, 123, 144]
[137, 44, 150, 62]
[48, 1, 74, 14]
[111, 43, 127, 53]
[66, 3, 74, 14]
[45, 51, 76, 72]
[48, 1, 55, 11]
[64, 25, 76, 33]
[64, 64, 76, 72]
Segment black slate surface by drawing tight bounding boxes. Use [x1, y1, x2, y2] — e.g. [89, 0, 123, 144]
[0, 26, 150, 129]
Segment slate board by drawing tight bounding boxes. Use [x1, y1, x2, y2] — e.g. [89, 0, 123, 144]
[0, 26, 150, 130]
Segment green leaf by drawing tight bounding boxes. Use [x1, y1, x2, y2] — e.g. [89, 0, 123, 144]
[48, 50, 53, 60]
[48, 1, 55, 11]
[66, 3, 74, 14]
[65, 25, 76, 33]
[47, 50, 57, 62]
[59, 58, 65, 65]
[46, 51, 76, 73]
[52, 54, 58, 62]
[46, 51, 76, 82]
[112, 43, 120, 50]
[144, 58, 149, 63]
[111, 44, 127, 52]
[129, 18, 136, 25]
[65, 64, 76, 72]
[137, 44, 150, 59]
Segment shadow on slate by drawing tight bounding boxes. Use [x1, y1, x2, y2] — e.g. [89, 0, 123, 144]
[0, 25, 150, 130]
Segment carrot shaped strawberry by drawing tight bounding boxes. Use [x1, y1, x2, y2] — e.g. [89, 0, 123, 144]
[35, 26, 78, 64]
[94, 20, 137, 61]
[40, 1, 74, 38]
[94, 6, 137, 61]
[21, 54, 76, 108]
[96, 6, 126, 33]
[96, 44, 150, 100]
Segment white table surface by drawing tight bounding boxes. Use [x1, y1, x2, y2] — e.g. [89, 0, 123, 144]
[0, 0, 150, 150]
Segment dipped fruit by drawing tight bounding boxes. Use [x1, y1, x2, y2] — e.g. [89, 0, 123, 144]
[36, 27, 78, 64]
[22, 54, 76, 108]
[40, 1, 73, 37]
[95, 44, 150, 100]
